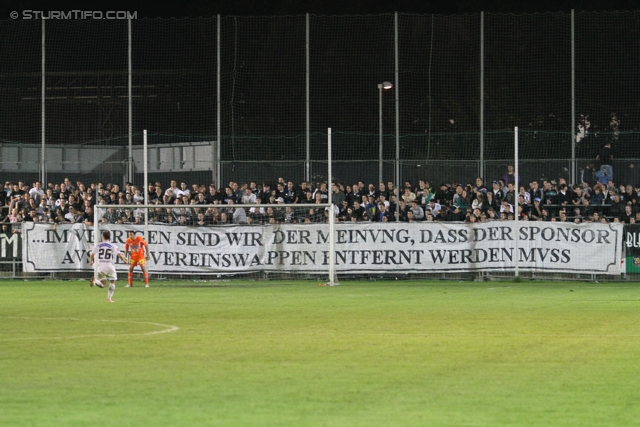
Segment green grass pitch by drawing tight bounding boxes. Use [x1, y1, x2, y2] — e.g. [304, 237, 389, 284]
[1, 279, 639, 427]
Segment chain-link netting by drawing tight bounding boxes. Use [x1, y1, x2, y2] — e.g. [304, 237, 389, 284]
[0, 12, 639, 190]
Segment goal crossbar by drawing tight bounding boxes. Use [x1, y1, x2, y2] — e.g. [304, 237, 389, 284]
[93, 202, 336, 283]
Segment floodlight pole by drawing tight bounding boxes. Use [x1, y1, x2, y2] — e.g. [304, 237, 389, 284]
[378, 82, 392, 184]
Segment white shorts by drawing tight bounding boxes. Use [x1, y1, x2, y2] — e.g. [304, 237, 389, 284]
[96, 263, 117, 281]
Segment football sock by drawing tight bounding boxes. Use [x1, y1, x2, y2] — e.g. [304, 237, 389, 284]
[143, 271, 149, 285]
[108, 283, 115, 299]
[128, 271, 133, 285]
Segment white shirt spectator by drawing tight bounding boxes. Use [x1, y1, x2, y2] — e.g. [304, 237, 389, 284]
[425, 201, 441, 216]
[29, 184, 44, 205]
[249, 206, 265, 215]
[241, 191, 257, 204]
[232, 207, 247, 223]
[174, 182, 190, 199]
[500, 203, 514, 213]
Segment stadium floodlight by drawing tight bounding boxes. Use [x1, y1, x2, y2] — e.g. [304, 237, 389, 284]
[378, 81, 393, 184]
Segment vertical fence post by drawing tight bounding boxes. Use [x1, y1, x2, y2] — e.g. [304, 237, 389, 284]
[328, 128, 336, 286]
[514, 127, 520, 279]
[216, 14, 222, 187]
[41, 19, 46, 186]
[128, 17, 133, 184]
[394, 12, 400, 201]
[143, 129, 149, 242]
[306, 13, 310, 182]
[571, 9, 576, 185]
[379, 84, 383, 184]
[479, 11, 485, 181]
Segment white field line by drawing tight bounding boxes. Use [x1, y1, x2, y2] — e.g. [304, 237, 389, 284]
[0, 317, 179, 341]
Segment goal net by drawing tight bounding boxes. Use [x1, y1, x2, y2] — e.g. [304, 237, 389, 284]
[93, 201, 337, 284]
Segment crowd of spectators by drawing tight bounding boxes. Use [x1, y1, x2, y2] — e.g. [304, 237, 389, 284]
[1, 166, 639, 230]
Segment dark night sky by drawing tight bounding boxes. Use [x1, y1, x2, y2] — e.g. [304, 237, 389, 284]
[0, 0, 638, 19]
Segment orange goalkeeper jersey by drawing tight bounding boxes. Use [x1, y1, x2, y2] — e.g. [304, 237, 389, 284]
[125, 235, 148, 260]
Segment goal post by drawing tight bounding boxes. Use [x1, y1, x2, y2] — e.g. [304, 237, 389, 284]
[92, 127, 339, 283]
[93, 202, 335, 282]
[327, 127, 338, 286]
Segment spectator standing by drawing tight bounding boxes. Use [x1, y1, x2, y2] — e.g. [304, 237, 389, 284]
[132, 186, 144, 203]
[59, 182, 71, 199]
[435, 183, 453, 205]
[295, 181, 308, 203]
[387, 182, 397, 200]
[425, 199, 442, 217]
[454, 188, 470, 215]
[596, 141, 613, 181]
[419, 186, 434, 205]
[174, 181, 190, 199]
[232, 182, 243, 201]
[302, 191, 314, 204]
[610, 193, 625, 219]
[274, 183, 286, 201]
[401, 187, 416, 204]
[623, 184, 638, 207]
[409, 200, 424, 221]
[542, 180, 558, 206]
[29, 181, 44, 205]
[351, 200, 365, 221]
[556, 184, 571, 209]
[378, 182, 390, 201]
[472, 193, 485, 212]
[590, 185, 606, 216]
[349, 183, 361, 206]
[581, 162, 597, 188]
[313, 182, 329, 203]
[571, 187, 584, 206]
[485, 191, 498, 213]
[394, 200, 407, 222]
[258, 183, 271, 204]
[247, 181, 258, 197]
[206, 185, 222, 204]
[502, 183, 516, 205]
[232, 204, 247, 224]
[503, 165, 518, 186]
[474, 177, 487, 194]
[387, 194, 399, 219]
[223, 187, 238, 204]
[284, 182, 298, 204]
[528, 181, 543, 205]
[10, 183, 24, 201]
[366, 183, 379, 201]
[330, 183, 345, 206]
[165, 180, 179, 198]
[241, 188, 257, 204]
[147, 183, 158, 203]
[374, 203, 392, 222]
[621, 205, 634, 223]
[491, 180, 505, 205]
[443, 206, 464, 221]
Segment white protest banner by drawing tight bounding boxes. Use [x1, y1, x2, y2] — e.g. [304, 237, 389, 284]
[22, 221, 623, 274]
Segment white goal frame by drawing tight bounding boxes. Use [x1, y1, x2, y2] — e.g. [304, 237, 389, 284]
[93, 128, 338, 285]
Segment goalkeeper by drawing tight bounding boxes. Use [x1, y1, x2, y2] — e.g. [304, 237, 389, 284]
[124, 230, 150, 287]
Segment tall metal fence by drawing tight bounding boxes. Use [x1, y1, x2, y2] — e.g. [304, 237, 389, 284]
[1, 11, 639, 189]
